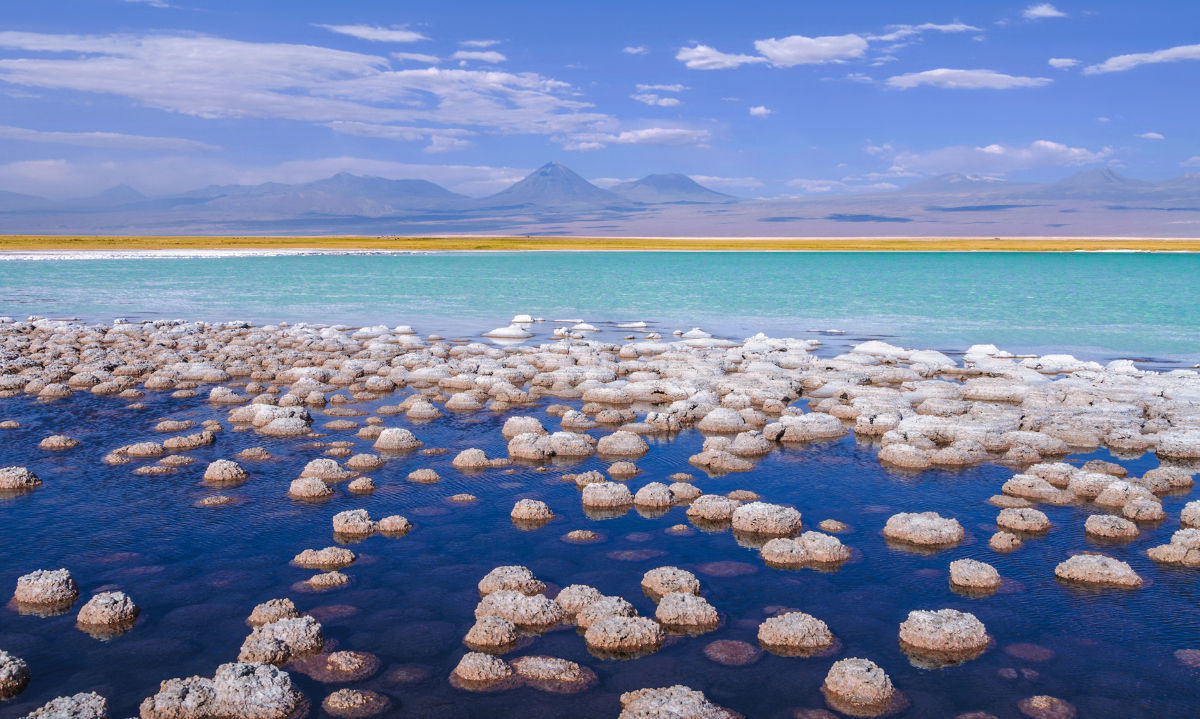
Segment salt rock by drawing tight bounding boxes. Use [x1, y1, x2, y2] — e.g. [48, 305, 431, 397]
[1029, 462, 1077, 487]
[345, 453, 384, 471]
[452, 448, 492, 469]
[125, 441, 166, 457]
[450, 493, 477, 503]
[758, 612, 834, 654]
[575, 596, 637, 629]
[1094, 481, 1155, 509]
[511, 499, 554, 523]
[293, 547, 355, 569]
[260, 417, 310, 437]
[248, 598, 299, 626]
[1158, 429, 1200, 459]
[332, 509, 376, 536]
[475, 590, 564, 628]
[1147, 529, 1200, 567]
[688, 449, 754, 473]
[633, 482, 674, 508]
[236, 446, 273, 461]
[997, 507, 1051, 533]
[686, 495, 741, 522]
[77, 591, 139, 628]
[949, 559, 1002, 591]
[1144, 467, 1194, 491]
[669, 482, 702, 503]
[239, 616, 324, 664]
[508, 431, 596, 460]
[618, 685, 737, 719]
[377, 515, 411, 534]
[453, 652, 513, 684]
[14, 568, 77, 608]
[203, 459, 248, 484]
[819, 519, 847, 532]
[39, 434, 79, 450]
[1084, 514, 1138, 540]
[608, 461, 640, 478]
[655, 592, 718, 628]
[584, 615, 664, 654]
[597, 431, 649, 457]
[1002, 475, 1064, 502]
[510, 655, 593, 690]
[1122, 497, 1165, 522]
[465, 615, 519, 650]
[642, 567, 700, 601]
[1082, 459, 1126, 477]
[0, 648, 29, 699]
[0, 466, 41, 492]
[1054, 554, 1142, 588]
[878, 444, 932, 470]
[822, 657, 895, 716]
[22, 692, 108, 719]
[372, 427, 422, 452]
[899, 609, 989, 658]
[322, 689, 390, 718]
[761, 532, 851, 567]
[1182, 501, 1200, 529]
[300, 458, 354, 482]
[697, 408, 748, 433]
[1017, 695, 1077, 719]
[989, 531, 1022, 552]
[479, 566, 546, 596]
[289, 477, 333, 499]
[347, 477, 375, 494]
[883, 512, 964, 547]
[731, 502, 802, 536]
[305, 572, 349, 590]
[502, 416, 547, 439]
[1066, 471, 1117, 499]
[582, 481, 633, 507]
[139, 661, 302, 719]
[554, 584, 604, 617]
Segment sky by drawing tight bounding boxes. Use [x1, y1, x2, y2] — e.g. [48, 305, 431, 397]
[0, 0, 1197, 199]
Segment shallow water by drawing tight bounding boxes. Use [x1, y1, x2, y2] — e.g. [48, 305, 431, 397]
[2, 251, 1198, 364]
[3, 384, 1199, 718]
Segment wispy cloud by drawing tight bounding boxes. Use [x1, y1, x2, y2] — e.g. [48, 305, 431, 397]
[631, 93, 680, 107]
[1136, 132, 1165, 140]
[623, 46, 648, 56]
[390, 52, 439, 64]
[451, 50, 506, 63]
[124, 0, 170, 7]
[1084, 43, 1200, 74]
[676, 44, 767, 70]
[869, 22, 982, 44]
[749, 105, 773, 117]
[0, 124, 219, 151]
[887, 68, 1052, 89]
[882, 139, 1112, 175]
[689, 175, 764, 190]
[563, 127, 711, 151]
[753, 34, 868, 66]
[315, 24, 428, 43]
[636, 83, 686, 92]
[1048, 57, 1079, 69]
[1023, 4, 1067, 20]
[459, 39, 500, 48]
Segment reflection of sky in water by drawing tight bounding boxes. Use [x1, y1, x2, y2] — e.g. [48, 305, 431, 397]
[1, 251, 1198, 363]
[2, 389, 1199, 717]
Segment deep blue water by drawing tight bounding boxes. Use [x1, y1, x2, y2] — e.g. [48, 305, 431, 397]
[2, 387, 1199, 718]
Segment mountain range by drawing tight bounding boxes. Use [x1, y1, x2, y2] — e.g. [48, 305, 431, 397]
[0, 162, 1197, 237]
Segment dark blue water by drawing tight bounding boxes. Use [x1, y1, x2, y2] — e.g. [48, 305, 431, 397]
[2, 386, 1199, 717]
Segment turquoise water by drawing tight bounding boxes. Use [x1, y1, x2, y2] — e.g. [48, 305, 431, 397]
[2, 251, 1197, 363]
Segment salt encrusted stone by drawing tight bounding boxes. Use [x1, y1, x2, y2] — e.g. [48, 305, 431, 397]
[23, 692, 109, 719]
[0, 649, 30, 700]
[730, 502, 802, 536]
[478, 566, 546, 596]
[77, 591, 139, 627]
[898, 609, 989, 655]
[293, 547, 355, 569]
[949, 559, 1002, 591]
[883, 511, 964, 547]
[474, 590, 564, 628]
[0, 466, 42, 492]
[822, 657, 896, 715]
[464, 615, 519, 650]
[247, 598, 299, 626]
[1054, 554, 1142, 588]
[238, 616, 323, 664]
[654, 592, 718, 628]
[641, 567, 700, 600]
[996, 507, 1051, 533]
[758, 611, 834, 654]
[618, 685, 737, 719]
[14, 568, 78, 607]
[584, 615, 664, 654]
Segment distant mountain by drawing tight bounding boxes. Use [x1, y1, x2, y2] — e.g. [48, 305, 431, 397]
[902, 173, 1028, 195]
[0, 189, 54, 212]
[481, 162, 621, 207]
[1027, 168, 1156, 200]
[72, 184, 148, 210]
[182, 173, 467, 217]
[610, 173, 734, 203]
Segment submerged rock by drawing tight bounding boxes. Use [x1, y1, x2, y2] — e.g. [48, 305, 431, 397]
[322, 689, 390, 718]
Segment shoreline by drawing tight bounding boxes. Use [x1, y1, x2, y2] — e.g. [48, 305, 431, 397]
[4, 235, 1200, 253]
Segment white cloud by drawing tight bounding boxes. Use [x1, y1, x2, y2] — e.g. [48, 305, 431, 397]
[753, 34, 868, 66]
[1084, 43, 1200, 74]
[631, 93, 680, 107]
[124, 0, 169, 7]
[1023, 4, 1067, 19]
[689, 175, 764, 190]
[887, 68, 1052, 89]
[324, 121, 475, 151]
[451, 50, 506, 63]
[623, 46, 648, 55]
[1048, 57, 1079, 69]
[636, 83, 685, 92]
[785, 177, 899, 194]
[0, 32, 608, 145]
[0, 155, 530, 198]
[748, 105, 773, 117]
[563, 127, 711, 150]
[1136, 132, 1165, 140]
[1183, 156, 1200, 168]
[0, 124, 219, 151]
[391, 52, 440, 64]
[676, 44, 767, 70]
[870, 23, 982, 43]
[315, 24, 428, 43]
[883, 139, 1112, 175]
[460, 40, 500, 48]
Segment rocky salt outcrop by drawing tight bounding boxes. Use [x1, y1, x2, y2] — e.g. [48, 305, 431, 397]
[76, 591, 139, 631]
[139, 662, 301, 719]
[822, 657, 896, 716]
[202, 459, 248, 484]
[730, 502, 802, 536]
[14, 568, 78, 608]
[898, 609, 989, 661]
[584, 615, 665, 657]
[238, 616, 323, 664]
[1054, 554, 1142, 588]
[475, 590, 564, 628]
[247, 598, 299, 626]
[0, 466, 42, 493]
[758, 611, 834, 655]
[883, 512, 964, 548]
[617, 685, 737, 719]
[641, 567, 701, 601]
[1147, 529, 1200, 567]
[948, 559, 1002, 592]
[0, 649, 30, 700]
[478, 566, 546, 596]
[654, 592, 718, 629]
[23, 692, 108, 719]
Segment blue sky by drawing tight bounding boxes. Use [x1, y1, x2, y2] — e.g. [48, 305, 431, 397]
[1, 0, 1197, 198]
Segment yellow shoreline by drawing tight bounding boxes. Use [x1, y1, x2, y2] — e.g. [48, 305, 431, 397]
[2, 235, 1200, 252]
